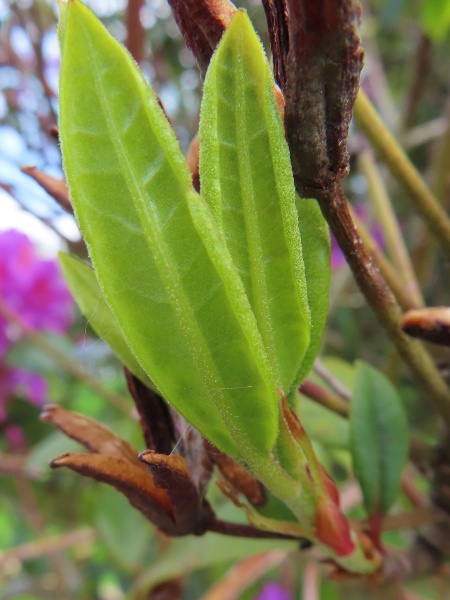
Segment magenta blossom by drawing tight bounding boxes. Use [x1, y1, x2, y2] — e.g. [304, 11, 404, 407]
[5, 424, 26, 448]
[254, 582, 292, 600]
[0, 365, 47, 423]
[0, 229, 74, 355]
[0, 230, 73, 434]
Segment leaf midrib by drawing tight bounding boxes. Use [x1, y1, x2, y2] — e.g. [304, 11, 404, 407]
[234, 31, 280, 387]
[79, 14, 232, 424]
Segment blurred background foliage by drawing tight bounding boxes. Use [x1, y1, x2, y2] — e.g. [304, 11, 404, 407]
[0, 0, 450, 598]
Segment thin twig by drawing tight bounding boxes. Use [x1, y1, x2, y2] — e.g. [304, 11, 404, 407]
[377, 506, 445, 532]
[125, 0, 145, 63]
[316, 183, 450, 427]
[351, 208, 419, 312]
[401, 467, 427, 508]
[358, 151, 424, 308]
[208, 518, 298, 540]
[401, 117, 447, 150]
[0, 528, 95, 567]
[313, 359, 352, 401]
[201, 550, 290, 600]
[353, 90, 450, 255]
[402, 34, 432, 130]
[0, 298, 131, 414]
[303, 561, 320, 600]
[0, 453, 42, 479]
[299, 380, 349, 418]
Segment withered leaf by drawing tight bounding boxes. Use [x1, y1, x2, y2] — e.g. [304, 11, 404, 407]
[139, 450, 213, 536]
[205, 443, 265, 507]
[21, 166, 71, 212]
[50, 452, 175, 532]
[401, 307, 450, 347]
[167, 0, 235, 77]
[125, 370, 176, 454]
[41, 404, 141, 465]
[44, 405, 215, 536]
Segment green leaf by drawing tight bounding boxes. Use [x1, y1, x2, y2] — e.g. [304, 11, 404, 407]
[199, 10, 310, 393]
[350, 361, 408, 515]
[129, 501, 296, 598]
[59, 252, 154, 388]
[297, 394, 349, 449]
[420, 0, 450, 42]
[290, 197, 330, 391]
[96, 486, 152, 572]
[59, 1, 278, 462]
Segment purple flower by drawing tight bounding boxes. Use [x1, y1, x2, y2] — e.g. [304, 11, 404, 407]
[0, 230, 72, 433]
[254, 582, 292, 600]
[0, 229, 74, 356]
[0, 365, 48, 423]
[5, 424, 25, 448]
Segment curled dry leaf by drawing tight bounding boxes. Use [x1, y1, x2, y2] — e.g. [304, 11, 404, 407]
[40, 404, 140, 464]
[21, 165, 71, 212]
[401, 307, 450, 347]
[125, 370, 176, 454]
[205, 442, 266, 507]
[139, 450, 214, 535]
[50, 452, 175, 532]
[167, 0, 236, 77]
[125, 371, 214, 496]
[43, 405, 214, 536]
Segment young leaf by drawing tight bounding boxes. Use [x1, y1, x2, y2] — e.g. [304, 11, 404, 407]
[420, 0, 450, 42]
[350, 361, 408, 515]
[290, 197, 330, 392]
[199, 10, 310, 393]
[58, 1, 278, 461]
[59, 252, 154, 389]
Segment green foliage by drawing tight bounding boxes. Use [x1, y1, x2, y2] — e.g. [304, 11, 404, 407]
[58, 1, 329, 484]
[292, 197, 330, 390]
[59, 1, 280, 462]
[59, 253, 155, 388]
[350, 361, 409, 515]
[420, 0, 450, 41]
[96, 487, 153, 572]
[199, 12, 310, 392]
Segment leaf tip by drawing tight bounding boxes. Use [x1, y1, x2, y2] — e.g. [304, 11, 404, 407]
[314, 496, 355, 557]
[49, 452, 73, 469]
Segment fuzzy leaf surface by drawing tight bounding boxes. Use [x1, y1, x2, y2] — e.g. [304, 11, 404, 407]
[199, 10, 310, 392]
[350, 361, 408, 514]
[290, 197, 330, 392]
[59, 1, 278, 460]
[59, 253, 154, 388]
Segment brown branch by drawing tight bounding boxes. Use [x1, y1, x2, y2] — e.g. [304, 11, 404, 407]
[316, 184, 450, 426]
[262, 0, 289, 92]
[353, 91, 450, 255]
[299, 379, 349, 418]
[402, 34, 432, 129]
[21, 165, 71, 212]
[125, 0, 145, 64]
[166, 0, 235, 77]
[0, 528, 95, 566]
[207, 518, 300, 541]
